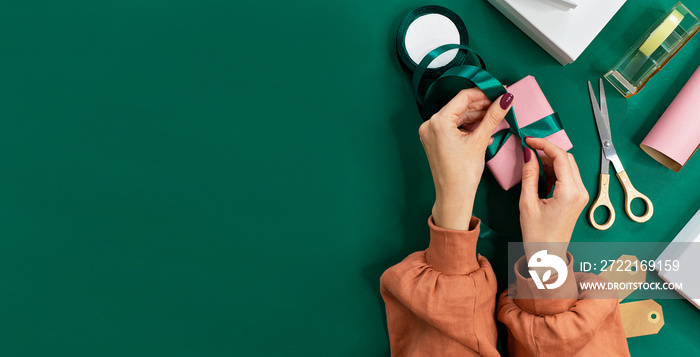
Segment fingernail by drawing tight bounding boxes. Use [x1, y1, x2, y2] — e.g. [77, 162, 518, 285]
[500, 92, 514, 110]
[523, 147, 531, 163]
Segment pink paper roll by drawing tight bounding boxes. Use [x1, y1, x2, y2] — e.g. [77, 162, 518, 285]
[641, 65, 700, 172]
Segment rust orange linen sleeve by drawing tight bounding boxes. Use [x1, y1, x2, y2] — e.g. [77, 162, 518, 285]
[497, 254, 630, 357]
[380, 216, 500, 357]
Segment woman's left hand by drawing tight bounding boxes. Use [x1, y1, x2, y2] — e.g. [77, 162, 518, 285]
[419, 88, 514, 230]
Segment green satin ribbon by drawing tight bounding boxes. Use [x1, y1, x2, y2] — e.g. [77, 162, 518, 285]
[486, 112, 563, 161]
[412, 44, 563, 200]
[412, 44, 487, 111]
[479, 222, 519, 242]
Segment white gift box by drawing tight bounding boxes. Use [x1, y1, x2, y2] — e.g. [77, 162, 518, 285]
[540, 0, 578, 11]
[486, 0, 626, 65]
[656, 208, 700, 310]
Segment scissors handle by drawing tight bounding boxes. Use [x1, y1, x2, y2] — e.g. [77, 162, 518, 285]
[588, 173, 615, 230]
[616, 171, 654, 223]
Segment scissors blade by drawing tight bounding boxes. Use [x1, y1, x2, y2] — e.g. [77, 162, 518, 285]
[599, 149, 610, 175]
[599, 79, 609, 123]
[588, 80, 624, 173]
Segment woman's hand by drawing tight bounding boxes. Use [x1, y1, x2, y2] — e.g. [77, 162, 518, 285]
[419, 89, 514, 230]
[519, 137, 589, 262]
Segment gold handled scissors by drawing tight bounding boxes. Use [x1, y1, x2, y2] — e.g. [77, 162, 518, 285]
[587, 79, 654, 230]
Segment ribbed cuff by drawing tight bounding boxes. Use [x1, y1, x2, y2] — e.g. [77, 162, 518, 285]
[513, 252, 579, 315]
[425, 215, 481, 275]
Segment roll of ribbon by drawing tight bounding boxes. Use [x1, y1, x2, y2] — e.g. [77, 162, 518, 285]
[640, 64, 700, 172]
[396, 5, 474, 78]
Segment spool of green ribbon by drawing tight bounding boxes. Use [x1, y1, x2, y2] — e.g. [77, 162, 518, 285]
[396, 5, 476, 78]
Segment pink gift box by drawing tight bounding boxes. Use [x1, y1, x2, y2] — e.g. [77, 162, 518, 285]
[487, 76, 573, 190]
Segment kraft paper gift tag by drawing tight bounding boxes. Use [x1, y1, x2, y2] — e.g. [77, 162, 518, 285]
[598, 255, 646, 302]
[619, 299, 665, 338]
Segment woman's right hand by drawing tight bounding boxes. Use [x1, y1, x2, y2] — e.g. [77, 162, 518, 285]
[519, 137, 589, 263]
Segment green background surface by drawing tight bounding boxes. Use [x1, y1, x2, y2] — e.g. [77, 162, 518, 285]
[1, 0, 699, 355]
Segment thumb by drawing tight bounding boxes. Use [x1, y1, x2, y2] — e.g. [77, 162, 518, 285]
[474, 92, 513, 142]
[520, 144, 540, 204]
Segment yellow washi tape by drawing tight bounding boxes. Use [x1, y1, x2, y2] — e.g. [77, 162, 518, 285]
[639, 10, 684, 57]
